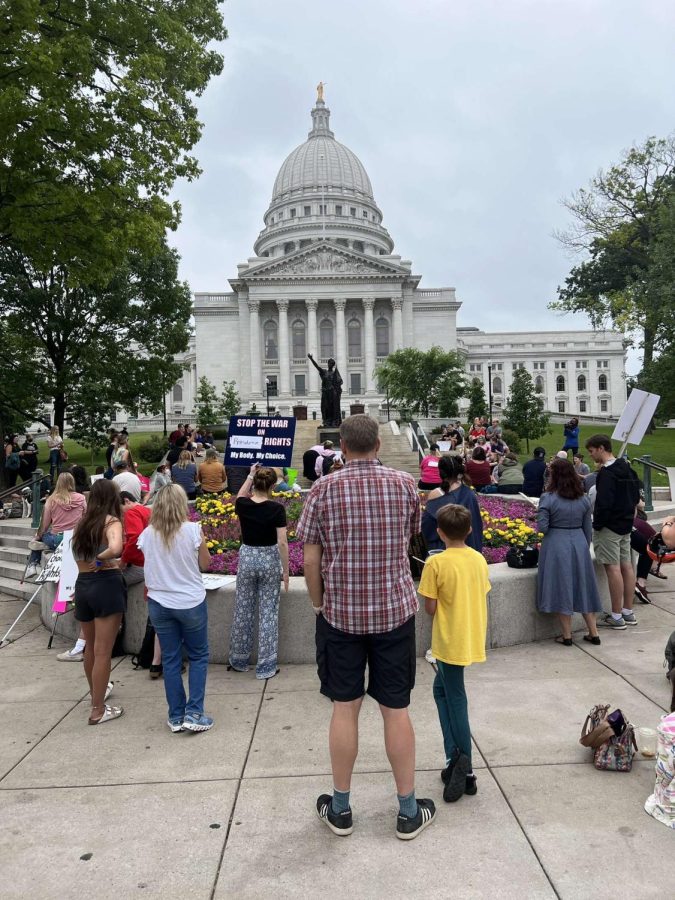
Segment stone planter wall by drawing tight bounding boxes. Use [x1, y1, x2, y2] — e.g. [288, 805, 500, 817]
[40, 559, 611, 662]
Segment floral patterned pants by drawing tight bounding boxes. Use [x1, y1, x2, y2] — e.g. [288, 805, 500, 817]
[229, 544, 281, 679]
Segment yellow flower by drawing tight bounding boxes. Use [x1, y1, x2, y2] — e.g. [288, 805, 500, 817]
[217, 549, 223, 555]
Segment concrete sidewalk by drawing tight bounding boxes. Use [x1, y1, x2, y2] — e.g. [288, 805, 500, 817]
[0, 583, 673, 900]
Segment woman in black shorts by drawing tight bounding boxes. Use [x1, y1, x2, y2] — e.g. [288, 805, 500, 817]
[72, 479, 126, 724]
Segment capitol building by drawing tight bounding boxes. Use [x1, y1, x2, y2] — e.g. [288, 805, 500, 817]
[167, 92, 627, 424]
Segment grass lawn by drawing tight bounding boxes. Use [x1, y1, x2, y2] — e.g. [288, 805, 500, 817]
[516, 423, 675, 485]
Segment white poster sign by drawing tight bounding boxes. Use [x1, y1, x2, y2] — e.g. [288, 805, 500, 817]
[611, 389, 660, 447]
[35, 544, 63, 583]
[56, 531, 79, 604]
[202, 574, 236, 591]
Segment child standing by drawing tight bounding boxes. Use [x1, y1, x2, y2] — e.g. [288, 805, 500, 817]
[418, 504, 491, 803]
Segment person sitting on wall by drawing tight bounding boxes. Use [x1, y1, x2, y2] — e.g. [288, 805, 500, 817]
[522, 447, 547, 498]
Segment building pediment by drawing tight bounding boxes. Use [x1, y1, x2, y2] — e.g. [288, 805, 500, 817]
[234, 243, 411, 283]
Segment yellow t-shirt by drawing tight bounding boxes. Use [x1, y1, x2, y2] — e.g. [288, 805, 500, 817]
[418, 547, 491, 666]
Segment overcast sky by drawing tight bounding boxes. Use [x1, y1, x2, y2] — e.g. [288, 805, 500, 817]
[169, 0, 675, 375]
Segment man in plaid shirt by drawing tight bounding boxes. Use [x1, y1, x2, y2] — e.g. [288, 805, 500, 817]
[297, 415, 436, 840]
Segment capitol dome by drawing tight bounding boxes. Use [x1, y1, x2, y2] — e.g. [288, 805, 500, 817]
[253, 95, 394, 259]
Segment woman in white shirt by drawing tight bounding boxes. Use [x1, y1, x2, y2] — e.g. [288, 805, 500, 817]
[47, 425, 64, 483]
[138, 484, 213, 733]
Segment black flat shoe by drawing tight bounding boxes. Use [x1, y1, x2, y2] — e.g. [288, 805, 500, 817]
[554, 636, 573, 646]
[149, 664, 163, 679]
[583, 634, 601, 645]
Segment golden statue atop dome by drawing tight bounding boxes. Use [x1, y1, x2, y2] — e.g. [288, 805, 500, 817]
[316, 81, 326, 102]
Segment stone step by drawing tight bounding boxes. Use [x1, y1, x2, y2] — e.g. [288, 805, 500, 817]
[0, 559, 29, 582]
[0, 534, 33, 551]
[0, 547, 28, 565]
[0, 520, 33, 536]
[0, 575, 38, 601]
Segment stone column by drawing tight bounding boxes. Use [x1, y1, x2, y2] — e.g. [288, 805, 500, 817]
[306, 298, 319, 394]
[392, 298, 403, 351]
[276, 298, 290, 397]
[363, 298, 376, 394]
[248, 299, 262, 395]
[334, 298, 347, 385]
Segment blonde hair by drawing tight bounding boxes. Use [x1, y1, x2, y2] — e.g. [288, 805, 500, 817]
[49, 426, 60, 438]
[50, 472, 76, 505]
[149, 484, 188, 548]
[176, 450, 193, 469]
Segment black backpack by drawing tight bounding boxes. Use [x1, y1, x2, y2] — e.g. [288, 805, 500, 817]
[131, 617, 156, 669]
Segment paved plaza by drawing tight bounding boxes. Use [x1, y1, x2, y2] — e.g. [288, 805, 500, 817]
[1, 582, 673, 900]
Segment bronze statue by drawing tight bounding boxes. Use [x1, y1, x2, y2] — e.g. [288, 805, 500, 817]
[308, 353, 342, 426]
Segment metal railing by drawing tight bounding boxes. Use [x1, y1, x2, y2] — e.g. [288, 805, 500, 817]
[631, 455, 668, 513]
[406, 419, 431, 463]
[0, 473, 50, 528]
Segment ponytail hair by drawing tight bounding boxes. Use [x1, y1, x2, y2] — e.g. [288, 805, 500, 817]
[438, 455, 469, 493]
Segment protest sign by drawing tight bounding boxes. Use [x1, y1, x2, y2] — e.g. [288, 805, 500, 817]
[36, 544, 63, 584]
[202, 574, 237, 591]
[225, 415, 297, 467]
[56, 531, 78, 608]
[612, 389, 660, 453]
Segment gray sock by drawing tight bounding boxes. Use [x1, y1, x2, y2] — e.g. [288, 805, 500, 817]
[331, 788, 350, 814]
[398, 790, 417, 818]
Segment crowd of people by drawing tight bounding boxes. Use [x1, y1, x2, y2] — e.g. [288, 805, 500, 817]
[4, 411, 673, 842]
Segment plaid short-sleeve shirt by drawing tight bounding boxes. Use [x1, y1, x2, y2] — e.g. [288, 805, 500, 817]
[296, 459, 421, 634]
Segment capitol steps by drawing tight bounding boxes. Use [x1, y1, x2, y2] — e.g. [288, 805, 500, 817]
[0, 519, 36, 600]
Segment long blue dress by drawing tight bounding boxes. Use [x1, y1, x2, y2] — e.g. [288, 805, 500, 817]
[422, 484, 483, 553]
[536, 492, 602, 615]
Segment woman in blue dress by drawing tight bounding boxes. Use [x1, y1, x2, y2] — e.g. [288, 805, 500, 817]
[536, 458, 602, 646]
[422, 455, 483, 554]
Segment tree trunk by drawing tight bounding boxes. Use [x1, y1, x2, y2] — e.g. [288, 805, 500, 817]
[53, 393, 66, 434]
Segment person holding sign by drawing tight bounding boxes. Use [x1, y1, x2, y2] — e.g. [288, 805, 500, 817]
[72, 480, 126, 725]
[229, 464, 289, 679]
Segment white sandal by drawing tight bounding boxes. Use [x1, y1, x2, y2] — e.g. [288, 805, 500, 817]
[89, 704, 124, 725]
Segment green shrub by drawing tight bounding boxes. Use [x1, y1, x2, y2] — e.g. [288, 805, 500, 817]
[137, 435, 169, 463]
[501, 428, 522, 454]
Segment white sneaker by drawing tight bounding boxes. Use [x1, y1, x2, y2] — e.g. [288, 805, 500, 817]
[425, 648, 436, 664]
[57, 647, 84, 662]
[25, 563, 38, 579]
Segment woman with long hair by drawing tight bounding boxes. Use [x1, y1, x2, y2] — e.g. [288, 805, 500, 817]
[536, 458, 602, 646]
[464, 446, 493, 493]
[229, 463, 289, 679]
[171, 449, 198, 500]
[72, 479, 126, 724]
[26, 472, 86, 578]
[47, 425, 64, 483]
[138, 484, 213, 732]
[111, 433, 133, 470]
[422, 456, 483, 554]
[197, 448, 226, 495]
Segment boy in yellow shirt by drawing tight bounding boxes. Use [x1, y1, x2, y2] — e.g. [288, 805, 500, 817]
[418, 504, 491, 803]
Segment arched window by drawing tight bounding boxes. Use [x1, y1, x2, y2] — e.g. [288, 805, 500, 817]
[534, 375, 545, 394]
[291, 320, 306, 359]
[492, 376, 502, 394]
[376, 316, 390, 357]
[598, 373, 608, 391]
[577, 374, 587, 392]
[353, 240, 364, 253]
[172, 384, 183, 402]
[319, 318, 334, 359]
[283, 241, 296, 255]
[348, 318, 362, 358]
[556, 375, 566, 392]
[264, 319, 278, 361]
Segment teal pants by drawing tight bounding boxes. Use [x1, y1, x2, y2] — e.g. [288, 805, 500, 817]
[433, 660, 472, 767]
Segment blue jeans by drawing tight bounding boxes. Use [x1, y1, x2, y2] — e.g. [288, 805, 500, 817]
[433, 661, 472, 768]
[49, 448, 61, 483]
[148, 598, 209, 721]
[30, 531, 62, 565]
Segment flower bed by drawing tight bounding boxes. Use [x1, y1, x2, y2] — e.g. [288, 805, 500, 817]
[192, 490, 543, 574]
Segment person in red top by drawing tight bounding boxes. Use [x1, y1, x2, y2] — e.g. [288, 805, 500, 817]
[297, 414, 436, 841]
[468, 417, 486, 443]
[465, 446, 493, 492]
[120, 491, 151, 585]
[418, 443, 443, 490]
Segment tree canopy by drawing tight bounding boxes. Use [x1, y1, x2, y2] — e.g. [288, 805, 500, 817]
[375, 347, 467, 419]
[503, 369, 550, 452]
[467, 377, 488, 423]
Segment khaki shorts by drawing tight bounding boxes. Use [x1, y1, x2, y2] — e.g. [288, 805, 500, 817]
[593, 528, 632, 565]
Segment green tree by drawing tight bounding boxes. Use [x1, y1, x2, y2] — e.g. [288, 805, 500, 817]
[0, 1, 226, 278]
[218, 380, 241, 421]
[466, 378, 488, 424]
[551, 136, 675, 370]
[195, 376, 220, 426]
[67, 382, 114, 466]
[375, 347, 467, 418]
[503, 369, 551, 452]
[0, 240, 191, 432]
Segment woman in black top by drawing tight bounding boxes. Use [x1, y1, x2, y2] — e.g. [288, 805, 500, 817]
[228, 464, 289, 679]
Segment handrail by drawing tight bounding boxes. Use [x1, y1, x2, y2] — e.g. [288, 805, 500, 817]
[408, 420, 431, 464]
[0, 474, 50, 528]
[631, 455, 667, 513]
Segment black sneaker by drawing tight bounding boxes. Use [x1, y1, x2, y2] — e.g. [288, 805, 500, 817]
[443, 753, 470, 803]
[465, 774, 478, 796]
[396, 798, 436, 841]
[316, 794, 353, 836]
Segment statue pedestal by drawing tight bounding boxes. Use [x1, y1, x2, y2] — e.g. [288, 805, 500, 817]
[317, 427, 341, 447]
